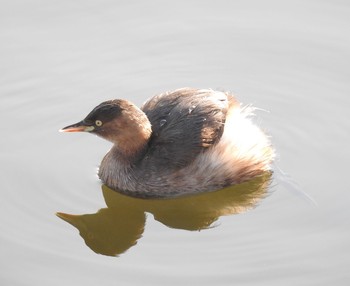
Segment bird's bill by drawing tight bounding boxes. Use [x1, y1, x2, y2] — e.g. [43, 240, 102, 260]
[59, 121, 95, 133]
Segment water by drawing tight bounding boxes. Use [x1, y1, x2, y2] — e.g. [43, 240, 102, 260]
[1, 0, 349, 285]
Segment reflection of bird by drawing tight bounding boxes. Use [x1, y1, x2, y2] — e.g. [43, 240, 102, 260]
[56, 209, 145, 257]
[60, 88, 274, 198]
[56, 172, 271, 256]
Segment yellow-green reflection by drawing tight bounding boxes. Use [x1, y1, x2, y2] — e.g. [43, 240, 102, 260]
[57, 172, 271, 256]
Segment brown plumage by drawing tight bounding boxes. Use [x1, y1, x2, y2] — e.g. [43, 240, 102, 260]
[60, 88, 274, 198]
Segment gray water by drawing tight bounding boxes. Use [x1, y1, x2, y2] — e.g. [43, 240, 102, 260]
[1, 0, 349, 285]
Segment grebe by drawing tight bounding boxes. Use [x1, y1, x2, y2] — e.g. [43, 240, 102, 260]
[60, 88, 274, 198]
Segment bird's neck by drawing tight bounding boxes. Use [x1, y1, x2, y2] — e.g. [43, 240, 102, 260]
[105, 106, 152, 159]
[112, 129, 150, 159]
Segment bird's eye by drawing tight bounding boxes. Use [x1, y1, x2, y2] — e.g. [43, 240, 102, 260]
[95, 120, 103, 127]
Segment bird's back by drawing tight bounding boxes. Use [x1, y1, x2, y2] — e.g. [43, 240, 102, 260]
[140, 88, 237, 171]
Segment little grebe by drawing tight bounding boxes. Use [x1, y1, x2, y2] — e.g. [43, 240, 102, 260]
[60, 88, 274, 198]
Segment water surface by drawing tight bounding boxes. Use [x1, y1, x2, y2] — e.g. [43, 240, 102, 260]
[1, 1, 349, 285]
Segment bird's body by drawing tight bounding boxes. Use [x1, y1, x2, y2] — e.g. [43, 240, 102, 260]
[61, 88, 274, 198]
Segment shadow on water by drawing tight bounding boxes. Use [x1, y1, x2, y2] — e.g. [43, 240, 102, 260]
[57, 172, 272, 256]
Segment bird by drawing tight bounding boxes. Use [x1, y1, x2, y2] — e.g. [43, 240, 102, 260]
[60, 88, 274, 198]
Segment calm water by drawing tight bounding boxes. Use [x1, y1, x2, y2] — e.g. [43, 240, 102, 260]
[1, 0, 349, 285]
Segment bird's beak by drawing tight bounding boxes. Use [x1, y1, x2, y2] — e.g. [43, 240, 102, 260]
[59, 121, 95, 133]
